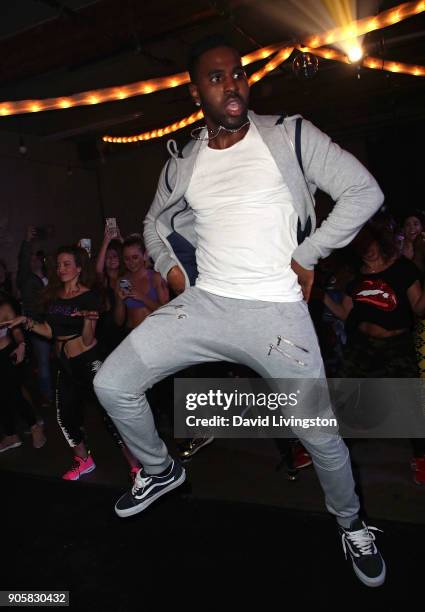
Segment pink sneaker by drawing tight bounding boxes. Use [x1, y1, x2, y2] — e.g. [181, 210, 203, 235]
[292, 441, 313, 469]
[62, 455, 96, 481]
[411, 457, 425, 485]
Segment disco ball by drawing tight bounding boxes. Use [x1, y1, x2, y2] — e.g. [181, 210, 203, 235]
[292, 52, 319, 79]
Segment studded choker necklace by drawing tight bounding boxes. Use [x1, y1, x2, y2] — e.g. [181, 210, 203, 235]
[190, 120, 250, 142]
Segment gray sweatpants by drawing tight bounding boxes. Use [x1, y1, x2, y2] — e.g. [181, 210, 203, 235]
[94, 287, 359, 526]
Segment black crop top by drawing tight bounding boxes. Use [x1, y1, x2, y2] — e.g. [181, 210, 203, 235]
[45, 290, 101, 338]
[346, 257, 420, 332]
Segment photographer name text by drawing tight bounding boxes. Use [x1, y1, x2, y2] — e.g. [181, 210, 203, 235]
[185, 415, 337, 429]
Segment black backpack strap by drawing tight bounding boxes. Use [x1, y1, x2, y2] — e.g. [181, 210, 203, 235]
[294, 117, 312, 245]
[295, 117, 304, 174]
[275, 113, 287, 125]
[164, 159, 172, 193]
[276, 114, 311, 245]
[297, 216, 312, 245]
[276, 114, 303, 174]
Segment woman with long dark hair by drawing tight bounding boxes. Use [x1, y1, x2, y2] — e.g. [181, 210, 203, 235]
[1, 245, 139, 480]
[324, 214, 425, 484]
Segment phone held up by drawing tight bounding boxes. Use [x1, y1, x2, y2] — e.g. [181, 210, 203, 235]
[119, 278, 132, 293]
[106, 217, 117, 230]
[79, 238, 92, 257]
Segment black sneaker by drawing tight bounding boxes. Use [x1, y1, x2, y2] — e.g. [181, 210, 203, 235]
[339, 519, 386, 587]
[115, 459, 186, 518]
[177, 436, 214, 462]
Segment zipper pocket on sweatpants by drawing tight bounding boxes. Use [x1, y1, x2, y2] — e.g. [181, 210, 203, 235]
[268, 343, 307, 367]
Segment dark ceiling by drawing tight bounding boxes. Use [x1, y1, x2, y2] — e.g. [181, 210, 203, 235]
[0, 0, 424, 156]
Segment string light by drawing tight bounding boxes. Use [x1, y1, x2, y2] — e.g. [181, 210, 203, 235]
[303, 0, 425, 48]
[103, 110, 204, 143]
[300, 46, 350, 64]
[363, 56, 425, 76]
[303, 44, 425, 76]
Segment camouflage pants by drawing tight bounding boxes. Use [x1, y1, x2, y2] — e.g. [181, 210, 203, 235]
[338, 331, 425, 456]
[338, 330, 418, 378]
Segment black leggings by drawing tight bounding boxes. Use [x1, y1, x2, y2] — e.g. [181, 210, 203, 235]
[56, 344, 124, 449]
[0, 343, 37, 436]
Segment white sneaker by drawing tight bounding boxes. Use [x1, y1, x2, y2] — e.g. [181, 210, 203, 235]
[340, 519, 386, 587]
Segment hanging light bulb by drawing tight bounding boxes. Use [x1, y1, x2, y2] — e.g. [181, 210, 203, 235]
[292, 52, 319, 79]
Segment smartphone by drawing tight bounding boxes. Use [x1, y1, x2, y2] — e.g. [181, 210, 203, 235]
[79, 238, 92, 257]
[106, 217, 117, 230]
[119, 278, 132, 292]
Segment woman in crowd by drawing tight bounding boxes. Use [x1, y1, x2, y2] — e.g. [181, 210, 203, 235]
[324, 214, 425, 484]
[401, 211, 425, 377]
[115, 235, 169, 332]
[0, 292, 46, 452]
[1, 245, 139, 480]
[95, 224, 126, 356]
[401, 210, 425, 266]
[17, 226, 52, 406]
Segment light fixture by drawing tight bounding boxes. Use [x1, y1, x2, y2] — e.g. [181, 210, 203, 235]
[347, 44, 364, 63]
[292, 52, 319, 79]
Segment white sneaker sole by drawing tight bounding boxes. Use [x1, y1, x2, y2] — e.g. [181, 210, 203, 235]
[115, 469, 186, 518]
[352, 558, 386, 587]
[0, 441, 22, 453]
[62, 463, 96, 481]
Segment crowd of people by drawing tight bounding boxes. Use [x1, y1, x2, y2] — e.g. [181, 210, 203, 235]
[1, 210, 425, 485]
[0, 224, 168, 481]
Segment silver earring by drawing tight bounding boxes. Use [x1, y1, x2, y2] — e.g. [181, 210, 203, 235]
[195, 101, 201, 107]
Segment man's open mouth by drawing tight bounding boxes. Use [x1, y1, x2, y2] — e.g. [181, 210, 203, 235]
[225, 97, 244, 115]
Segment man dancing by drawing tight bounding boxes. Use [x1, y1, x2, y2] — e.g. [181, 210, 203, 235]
[94, 35, 386, 587]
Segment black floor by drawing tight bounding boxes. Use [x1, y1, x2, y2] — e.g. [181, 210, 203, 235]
[3, 470, 424, 610]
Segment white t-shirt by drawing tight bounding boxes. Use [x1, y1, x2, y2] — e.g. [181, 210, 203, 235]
[185, 122, 302, 302]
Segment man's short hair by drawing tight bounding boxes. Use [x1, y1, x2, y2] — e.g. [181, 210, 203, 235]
[187, 34, 237, 83]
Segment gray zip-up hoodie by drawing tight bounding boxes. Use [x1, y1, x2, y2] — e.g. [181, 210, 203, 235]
[143, 111, 384, 287]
